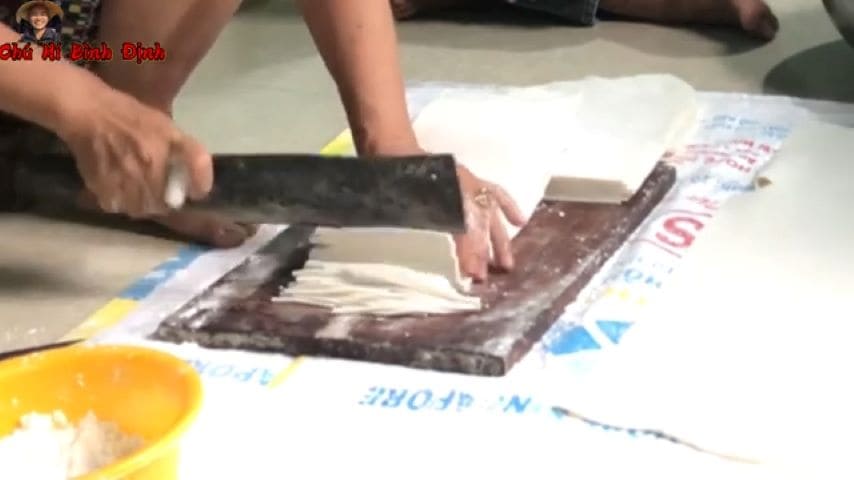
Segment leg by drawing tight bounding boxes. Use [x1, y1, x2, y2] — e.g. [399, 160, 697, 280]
[597, 0, 779, 40]
[513, 0, 778, 39]
[89, 0, 256, 247]
[392, 0, 778, 40]
[94, 0, 242, 113]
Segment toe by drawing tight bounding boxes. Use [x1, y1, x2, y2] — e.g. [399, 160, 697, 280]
[153, 211, 255, 248]
[738, 0, 779, 40]
[74, 189, 255, 248]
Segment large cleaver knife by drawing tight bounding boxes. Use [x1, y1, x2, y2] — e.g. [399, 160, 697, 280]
[12, 152, 466, 233]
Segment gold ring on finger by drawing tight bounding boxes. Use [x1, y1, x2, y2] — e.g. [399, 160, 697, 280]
[473, 186, 492, 209]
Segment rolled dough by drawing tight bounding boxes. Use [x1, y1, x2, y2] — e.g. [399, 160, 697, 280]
[543, 74, 699, 203]
[274, 75, 699, 316]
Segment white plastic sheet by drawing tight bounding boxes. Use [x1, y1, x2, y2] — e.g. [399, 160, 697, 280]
[91, 83, 854, 478]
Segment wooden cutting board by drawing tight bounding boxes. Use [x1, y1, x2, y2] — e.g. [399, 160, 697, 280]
[152, 163, 676, 376]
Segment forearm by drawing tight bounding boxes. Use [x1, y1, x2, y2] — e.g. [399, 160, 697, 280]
[296, 0, 418, 154]
[0, 26, 102, 134]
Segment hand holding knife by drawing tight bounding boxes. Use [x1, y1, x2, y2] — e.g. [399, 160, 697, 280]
[12, 152, 467, 233]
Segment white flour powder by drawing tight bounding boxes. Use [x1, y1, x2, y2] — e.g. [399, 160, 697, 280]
[0, 410, 144, 479]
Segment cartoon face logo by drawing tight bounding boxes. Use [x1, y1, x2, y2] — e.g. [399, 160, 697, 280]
[15, 1, 64, 30]
[27, 3, 49, 29]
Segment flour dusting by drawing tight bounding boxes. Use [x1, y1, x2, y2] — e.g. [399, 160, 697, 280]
[0, 410, 144, 479]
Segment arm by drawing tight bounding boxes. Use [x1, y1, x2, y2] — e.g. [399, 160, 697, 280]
[295, 0, 418, 155]
[295, 1, 526, 280]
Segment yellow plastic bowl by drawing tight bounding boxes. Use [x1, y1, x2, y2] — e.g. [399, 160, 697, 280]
[0, 344, 203, 479]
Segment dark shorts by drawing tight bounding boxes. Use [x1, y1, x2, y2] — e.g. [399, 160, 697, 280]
[507, 0, 600, 26]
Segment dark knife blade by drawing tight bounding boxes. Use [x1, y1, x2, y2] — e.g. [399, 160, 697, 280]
[13, 152, 467, 233]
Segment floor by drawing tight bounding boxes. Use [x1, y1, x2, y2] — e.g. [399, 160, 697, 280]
[0, 0, 847, 351]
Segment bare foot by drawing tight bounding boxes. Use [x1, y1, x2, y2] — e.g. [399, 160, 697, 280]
[75, 190, 257, 249]
[149, 210, 258, 249]
[391, 0, 495, 19]
[600, 0, 779, 40]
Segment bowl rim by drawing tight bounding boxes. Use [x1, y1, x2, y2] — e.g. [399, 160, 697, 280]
[0, 344, 204, 479]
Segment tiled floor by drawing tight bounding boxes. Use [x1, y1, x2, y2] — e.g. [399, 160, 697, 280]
[0, 0, 845, 350]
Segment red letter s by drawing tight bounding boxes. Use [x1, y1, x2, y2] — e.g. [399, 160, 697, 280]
[655, 216, 704, 249]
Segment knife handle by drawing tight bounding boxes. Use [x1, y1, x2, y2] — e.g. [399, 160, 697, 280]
[164, 159, 190, 209]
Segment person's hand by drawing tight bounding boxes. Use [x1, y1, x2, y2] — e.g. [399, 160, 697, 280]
[366, 140, 527, 281]
[55, 82, 255, 249]
[55, 87, 213, 219]
[453, 163, 527, 282]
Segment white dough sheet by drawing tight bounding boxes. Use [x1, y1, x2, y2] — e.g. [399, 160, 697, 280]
[273, 75, 700, 316]
[272, 228, 482, 316]
[410, 74, 700, 204]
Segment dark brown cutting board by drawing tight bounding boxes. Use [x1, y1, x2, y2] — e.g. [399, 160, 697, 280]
[152, 163, 676, 376]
